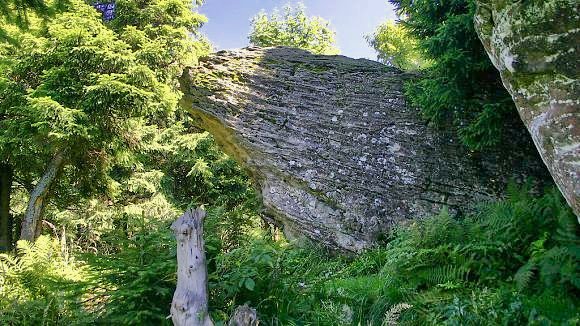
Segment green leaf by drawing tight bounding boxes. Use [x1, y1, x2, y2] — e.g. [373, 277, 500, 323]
[244, 278, 255, 291]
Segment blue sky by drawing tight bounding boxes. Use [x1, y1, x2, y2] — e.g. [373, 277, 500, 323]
[198, 1, 398, 60]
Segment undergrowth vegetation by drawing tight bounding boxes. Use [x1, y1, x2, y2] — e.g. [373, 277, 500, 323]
[1, 184, 577, 325]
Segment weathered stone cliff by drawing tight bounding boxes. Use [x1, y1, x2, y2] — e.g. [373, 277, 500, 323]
[180, 47, 548, 251]
[474, 0, 580, 218]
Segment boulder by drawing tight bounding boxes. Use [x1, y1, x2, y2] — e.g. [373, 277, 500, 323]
[180, 47, 548, 251]
[474, 0, 580, 219]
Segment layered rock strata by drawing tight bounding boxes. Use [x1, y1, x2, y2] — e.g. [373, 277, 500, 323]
[180, 47, 548, 251]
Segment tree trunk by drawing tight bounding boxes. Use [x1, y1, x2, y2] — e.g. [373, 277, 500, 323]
[20, 151, 65, 242]
[171, 207, 214, 326]
[0, 163, 13, 251]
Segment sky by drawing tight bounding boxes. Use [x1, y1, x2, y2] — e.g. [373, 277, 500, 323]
[198, 0, 398, 60]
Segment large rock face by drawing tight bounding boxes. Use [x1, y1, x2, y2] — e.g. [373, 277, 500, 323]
[474, 0, 580, 218]
[180, 47, 548, 251]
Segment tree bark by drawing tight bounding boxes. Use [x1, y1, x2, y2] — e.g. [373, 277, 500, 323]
[0, 163, 13, 251]
[171, 207, 214, 326]
[20, 151, 65, 242]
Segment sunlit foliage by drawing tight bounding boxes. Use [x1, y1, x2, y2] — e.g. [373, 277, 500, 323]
[249, 3, 339, 55]
[0, 0, 209, 242]
[366, 20, 431, 71]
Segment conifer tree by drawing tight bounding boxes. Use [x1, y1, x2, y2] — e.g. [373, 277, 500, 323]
[0, 0, 208, 242]
[388, 0, 517, 149]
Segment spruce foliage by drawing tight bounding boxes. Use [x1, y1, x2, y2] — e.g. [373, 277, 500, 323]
[387, 0, 520, 149]
[0, 0, 208, 242]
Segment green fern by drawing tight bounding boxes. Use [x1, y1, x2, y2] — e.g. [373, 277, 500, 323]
[514, 260, 536, 291]
[415, 263, 471, 289]
[0, 236, 90, 324]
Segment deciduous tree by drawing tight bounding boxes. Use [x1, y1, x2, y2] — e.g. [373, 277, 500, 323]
[249, 3, 339, 55]
[366, 20, 430, 71]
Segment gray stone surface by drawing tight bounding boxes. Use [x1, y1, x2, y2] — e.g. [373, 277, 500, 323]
[474, 0, 580, 219]
[180, 47, 548, 251]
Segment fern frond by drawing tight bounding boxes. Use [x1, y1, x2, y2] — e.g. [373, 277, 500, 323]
[554, 209, 579, 244]
[417, 263, 470, 288]
[382, 303, 412, 326]
[514, 260, 536, 291]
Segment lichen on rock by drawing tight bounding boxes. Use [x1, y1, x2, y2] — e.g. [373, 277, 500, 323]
[180, 46, 548, 251]
[474, 0, 580, 219]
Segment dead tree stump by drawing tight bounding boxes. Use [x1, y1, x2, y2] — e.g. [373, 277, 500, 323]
[171, 207, 214, 326]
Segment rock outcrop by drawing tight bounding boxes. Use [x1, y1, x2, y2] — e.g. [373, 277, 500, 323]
[180, 47, 548, 251]
[474, 0, 580, 218]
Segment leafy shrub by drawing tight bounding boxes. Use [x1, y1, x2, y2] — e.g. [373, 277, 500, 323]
[248, 3, 339, 55]
[366, 20, 431, 70]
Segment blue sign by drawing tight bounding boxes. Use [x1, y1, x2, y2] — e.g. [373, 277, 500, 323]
[93, 2, 116, 21]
